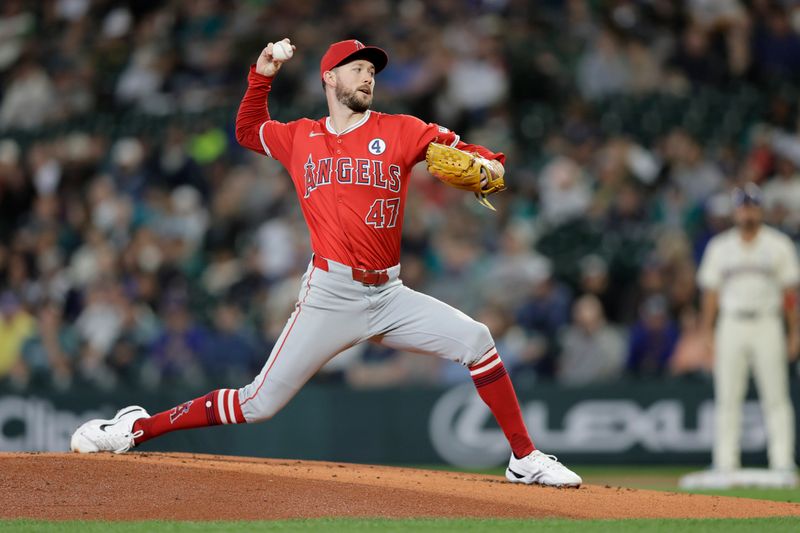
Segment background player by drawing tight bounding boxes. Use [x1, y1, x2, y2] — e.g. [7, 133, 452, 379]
[698, 183, 799, 475]
[70, 38, 581, 488]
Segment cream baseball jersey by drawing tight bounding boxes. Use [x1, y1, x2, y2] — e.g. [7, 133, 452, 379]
[697, 225, 800, 313]
[236, 66, 504, 270]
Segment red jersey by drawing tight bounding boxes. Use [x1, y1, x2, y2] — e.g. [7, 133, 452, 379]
[235, 66, 505, 270]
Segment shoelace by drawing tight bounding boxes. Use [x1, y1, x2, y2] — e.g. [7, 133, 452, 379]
[531, 453, 563, 470]
[91, 429, 141, 453]
[91, 431, 132, 453]
[114, 430, 144, 453]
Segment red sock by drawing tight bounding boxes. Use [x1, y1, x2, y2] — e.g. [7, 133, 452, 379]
[133, 388, 245, 445]
[469, 348, 535, 458]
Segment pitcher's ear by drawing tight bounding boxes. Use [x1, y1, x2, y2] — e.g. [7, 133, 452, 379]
[323, 70, 336, 88]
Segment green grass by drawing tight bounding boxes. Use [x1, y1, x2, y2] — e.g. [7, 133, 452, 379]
[1, 518, 799, 533]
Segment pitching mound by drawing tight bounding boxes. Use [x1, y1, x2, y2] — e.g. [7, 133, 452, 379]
[1, 452, 799, 521]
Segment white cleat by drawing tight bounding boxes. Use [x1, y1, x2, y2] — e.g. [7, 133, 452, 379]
[506, 450, 582, 487]
[70, 405, 149, 454]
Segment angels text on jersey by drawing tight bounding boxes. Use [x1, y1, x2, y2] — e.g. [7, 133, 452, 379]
[302, 155, 401, 198]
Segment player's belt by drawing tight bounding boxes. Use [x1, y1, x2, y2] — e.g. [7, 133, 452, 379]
[727, 310, 771, 320]
[313, 255, 390, 286]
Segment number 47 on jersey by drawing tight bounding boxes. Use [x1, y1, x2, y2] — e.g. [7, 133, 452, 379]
[365, 198, 400, 229]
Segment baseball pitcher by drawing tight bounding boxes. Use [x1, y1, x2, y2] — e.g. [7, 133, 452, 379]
[70, 39, 581, 487]
[698, 183, 799, 472]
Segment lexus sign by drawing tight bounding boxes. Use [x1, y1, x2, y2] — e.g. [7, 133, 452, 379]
[429, 384, 768, 468]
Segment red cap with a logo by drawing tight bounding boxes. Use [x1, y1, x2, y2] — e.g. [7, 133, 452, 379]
[320, 39, 388, 80]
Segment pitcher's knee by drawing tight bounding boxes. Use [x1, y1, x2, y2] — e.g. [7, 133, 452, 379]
[462, 321, 494, 365]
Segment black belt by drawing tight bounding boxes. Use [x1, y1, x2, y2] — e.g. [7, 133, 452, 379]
[727, 310, 771, 320]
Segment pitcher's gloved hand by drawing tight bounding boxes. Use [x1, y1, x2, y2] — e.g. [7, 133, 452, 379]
[425, 142, 506, 210]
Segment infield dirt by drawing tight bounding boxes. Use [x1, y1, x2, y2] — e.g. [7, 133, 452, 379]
[1, 452, 799, 521]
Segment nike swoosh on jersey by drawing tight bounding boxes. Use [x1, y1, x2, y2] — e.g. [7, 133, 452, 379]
[309, 132, 326, 137]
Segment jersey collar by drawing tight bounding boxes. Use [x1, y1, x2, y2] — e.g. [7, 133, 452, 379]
[325, 110, 372, 136]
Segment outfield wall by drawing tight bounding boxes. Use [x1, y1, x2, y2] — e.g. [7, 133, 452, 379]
[1, 381, 797, 467]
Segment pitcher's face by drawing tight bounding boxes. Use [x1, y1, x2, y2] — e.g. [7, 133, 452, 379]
[333, 60, 375, 113]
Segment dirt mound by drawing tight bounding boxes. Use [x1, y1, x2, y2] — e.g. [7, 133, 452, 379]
[1, 453, 798, 521]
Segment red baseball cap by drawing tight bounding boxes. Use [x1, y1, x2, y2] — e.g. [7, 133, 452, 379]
[320, 39, 388, 80]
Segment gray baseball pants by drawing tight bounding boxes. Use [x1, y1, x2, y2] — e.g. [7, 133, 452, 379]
[238, 257, 494, 422]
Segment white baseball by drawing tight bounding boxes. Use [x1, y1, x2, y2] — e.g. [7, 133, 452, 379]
[272, 40, 293, 62]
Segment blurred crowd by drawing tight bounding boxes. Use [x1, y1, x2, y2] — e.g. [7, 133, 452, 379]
[2, 0, 800, 391]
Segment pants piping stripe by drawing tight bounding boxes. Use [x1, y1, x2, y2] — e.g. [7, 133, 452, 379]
[241, 266, 317, 407]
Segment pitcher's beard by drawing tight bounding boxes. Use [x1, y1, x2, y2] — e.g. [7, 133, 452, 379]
[336, 86, 372, 113]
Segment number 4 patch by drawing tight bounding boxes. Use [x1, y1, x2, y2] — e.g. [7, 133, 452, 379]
[368, 138, 386, 155]
[365, 198, 400, 228]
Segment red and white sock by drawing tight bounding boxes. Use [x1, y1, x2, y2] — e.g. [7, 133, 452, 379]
[469, 348, 535, 459]
[133, 388, 245, 446]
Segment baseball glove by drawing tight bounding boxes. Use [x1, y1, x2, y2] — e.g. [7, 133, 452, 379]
[425, 142, 506, 210]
